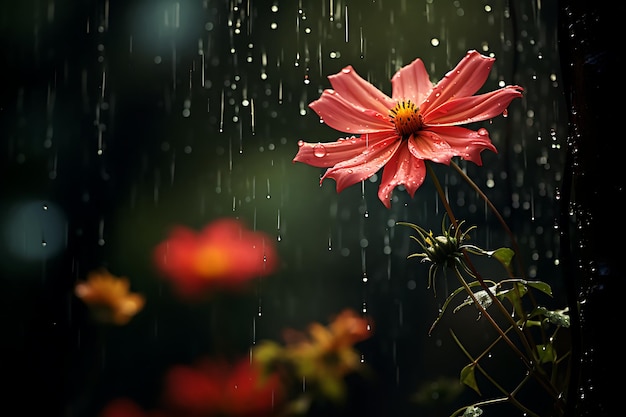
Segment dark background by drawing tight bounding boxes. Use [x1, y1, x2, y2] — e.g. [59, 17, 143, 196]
[0, 1, 567, 416]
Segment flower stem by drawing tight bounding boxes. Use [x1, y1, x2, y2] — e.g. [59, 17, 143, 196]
[450, 160, 526, 279]
[426, 161, 560, 401]
[450, 329, 543, 417]
[449, 160, 546, 360]
[451, 266, 532, 371]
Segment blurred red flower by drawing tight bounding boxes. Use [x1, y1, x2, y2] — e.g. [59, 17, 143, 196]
[74, 269, 145, 325]
[98, 398, 168, 417]
[153, 218, 279, 299]
[162, 357, 285, 417]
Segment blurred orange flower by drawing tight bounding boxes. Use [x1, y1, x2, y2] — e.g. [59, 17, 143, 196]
[75, 269, 145, 325]
[255, 309, 372, 402]
[285, 308, 371, 377]
[153, 218, 279, 299]
[162, 356, 285, 417]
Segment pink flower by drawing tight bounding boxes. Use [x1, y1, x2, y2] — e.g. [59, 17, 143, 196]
[293, 50, 523, 208]
[153, 218, 278, 300]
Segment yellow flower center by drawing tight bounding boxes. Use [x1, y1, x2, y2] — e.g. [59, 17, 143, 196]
[389, 100, 423, 138]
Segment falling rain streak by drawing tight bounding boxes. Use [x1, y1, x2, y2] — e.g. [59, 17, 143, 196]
[0, 1, 568, 416]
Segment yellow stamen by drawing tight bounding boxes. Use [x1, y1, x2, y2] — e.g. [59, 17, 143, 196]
[389, 100, 423, 138]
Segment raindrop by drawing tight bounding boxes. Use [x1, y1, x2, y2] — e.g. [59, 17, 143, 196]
[98, 218, 105, 246]
[313, 144, 327, 157]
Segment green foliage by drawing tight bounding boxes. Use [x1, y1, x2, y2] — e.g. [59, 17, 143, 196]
[460, 364, 481, 395]
[403, 209, 571, 417]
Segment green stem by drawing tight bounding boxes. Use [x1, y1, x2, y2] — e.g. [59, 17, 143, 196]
[426, 161, 559, 401]
[451, 266, 532, 372]
[450, 329, 542, 417]
[427, 162, 532, 351]
[450, 161, 546, 368]
[450, 161, 526, 279]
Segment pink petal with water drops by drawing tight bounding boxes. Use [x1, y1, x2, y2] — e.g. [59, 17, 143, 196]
[425, 87, 523, 126]
[327, 65, 396, 113]
[391, 57, 434, 105]
[322, 134, 402, 193]
[426, 126, 497, 165]
[309, 90, 393, 134]
[293, 132, 397, 168]
[378, 145, 427, 208]
[420, 50, 496, 114]
[408, 130, 457, 165]
[293, 50, 524, 208]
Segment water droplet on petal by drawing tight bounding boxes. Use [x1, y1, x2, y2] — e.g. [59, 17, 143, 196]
[477, 128, 489, 136]
[313, 144, 327, 157]
[297, 140, 304, 147]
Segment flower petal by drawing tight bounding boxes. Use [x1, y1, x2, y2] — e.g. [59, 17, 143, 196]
[391, 57, 433, 104]
[424, 126, 497, 165]
[75, 270, 145, 326]
[164, 365, 223, 414]
[424, 86, 524, 126]
[293, 50, 523, 209]
[321, 133, 401, 193]
[98, 398, 158, 417]
[293, 132, 397, 168]
[408, 131, 457, 165]
[378, 144, 427, 208]
[420, 50, 495, 115]
[309, 89, 393, 134]
[327, 65, 396, 113]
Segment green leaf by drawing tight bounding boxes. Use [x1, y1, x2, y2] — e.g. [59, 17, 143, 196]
[497, 285, 523, 305]
[429, 286, 466, 334]
[454, 285, 498, 313]
[488, 247, 515, 268]
[460, 364, 481, 395]
[536, 343, 556, 364]
[431, 281, 489, 334]
[318, 374, 346, 402]
[494, 282, 531, 309]
[462, 406, 484, 417]
[526, 281, 553, 297]
[530, 306, 570, 327]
